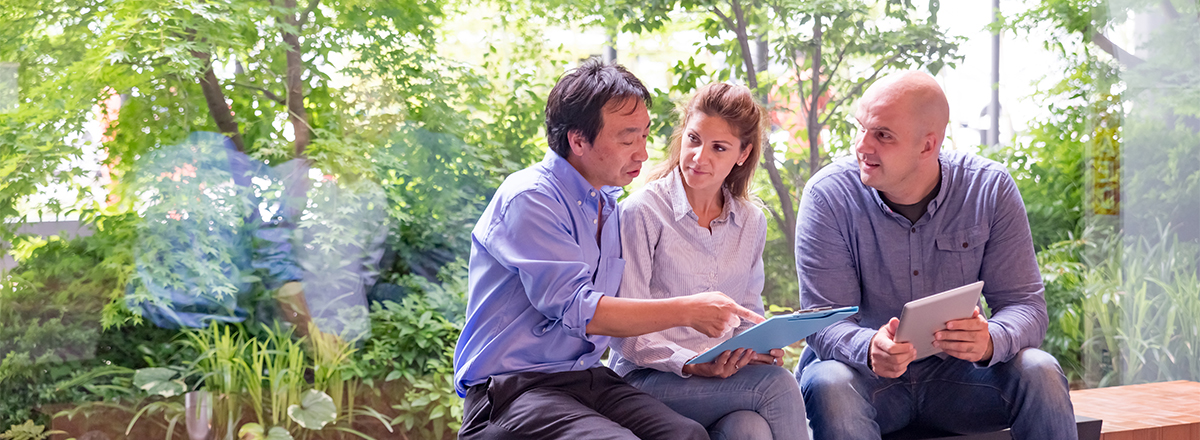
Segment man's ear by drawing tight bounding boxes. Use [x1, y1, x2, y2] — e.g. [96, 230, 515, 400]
[921, 132, 939, 156]
[567, 130, 590, 157]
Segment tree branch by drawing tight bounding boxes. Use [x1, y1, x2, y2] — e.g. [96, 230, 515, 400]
[819, 52, 902, 128]
[233, 82, 286, 105]
[760, 143, 796, 251]
[298, 0, 321, 26]
[729, 0, 759, 90]
[1160, 0, 1179, 20]
[816, 25, 859, 100]
[710, 6, 737, 34]
[791, 47, 809, 113]
[765, 203, 784, 232]
[1090, 31, 1145, 67]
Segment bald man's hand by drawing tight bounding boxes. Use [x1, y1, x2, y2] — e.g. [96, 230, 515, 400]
[682, 291, 764, 338]
[869, 317, 917, 378]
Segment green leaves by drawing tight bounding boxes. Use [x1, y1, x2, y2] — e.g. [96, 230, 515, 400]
[0, 420, 64, 440]
[286, 390, 336, 430]
[132, 367, 187, 398]
[266, 426, 294, 440]
[237, 423, 294, 440]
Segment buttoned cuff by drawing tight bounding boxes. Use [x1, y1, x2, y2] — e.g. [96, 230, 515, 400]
[846, 327, 878, 376]
[982, 324, 1013, 367]
[671, 348, 699, 378]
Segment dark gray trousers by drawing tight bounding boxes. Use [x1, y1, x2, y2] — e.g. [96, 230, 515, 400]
[459, 367, 709, 440]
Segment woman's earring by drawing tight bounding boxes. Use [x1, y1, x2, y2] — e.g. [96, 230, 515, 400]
[737, 161, 744, 166]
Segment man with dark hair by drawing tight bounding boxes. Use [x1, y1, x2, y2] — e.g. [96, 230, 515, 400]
[454, 59, 762, 439]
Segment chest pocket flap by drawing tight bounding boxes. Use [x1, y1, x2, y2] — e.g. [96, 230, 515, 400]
[936, 225, 989, 252]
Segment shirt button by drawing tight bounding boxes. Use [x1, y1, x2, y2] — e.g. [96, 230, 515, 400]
[589, 191, 596, 197]
[962, 242, 969, 248]
[579, 360, 585, 365]
[593, 219, 597, 224]
[913, 270, 919, 276]
[911, 227, 916, 233]
[577, 200, 582, 206]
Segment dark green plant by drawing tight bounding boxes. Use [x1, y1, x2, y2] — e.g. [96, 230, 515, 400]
[353, 293, 463, 439]
[355, 297, 461, 384]
[1034, 235, 1088, 383]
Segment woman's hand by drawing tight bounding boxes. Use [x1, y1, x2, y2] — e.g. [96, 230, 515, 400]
[747, 348, 785, 367]
[682, 347, 782, 378]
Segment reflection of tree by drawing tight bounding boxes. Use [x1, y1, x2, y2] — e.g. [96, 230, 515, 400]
[0, 62, 16, 112]
[1, 0, 561, 325]
[1011, 0, 1200, 386]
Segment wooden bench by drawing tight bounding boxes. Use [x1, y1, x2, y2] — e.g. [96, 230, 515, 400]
[882, 414, 1101, 440]
[1070, 380, 1200, 440]
[882, 380, 1200, 440]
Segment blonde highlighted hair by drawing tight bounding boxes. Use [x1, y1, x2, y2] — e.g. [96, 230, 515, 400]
[648, 83, 767, 200]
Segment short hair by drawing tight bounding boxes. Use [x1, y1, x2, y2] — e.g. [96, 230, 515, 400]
[545, 58, 652, 158]
[649, 83, 766, 200]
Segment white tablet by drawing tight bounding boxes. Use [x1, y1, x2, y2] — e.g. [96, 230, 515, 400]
[894, 281, 984, 360]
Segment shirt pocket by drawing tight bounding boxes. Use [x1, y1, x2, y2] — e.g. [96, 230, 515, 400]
[935, 225, 989, 286]
[595, 256, 626, 297]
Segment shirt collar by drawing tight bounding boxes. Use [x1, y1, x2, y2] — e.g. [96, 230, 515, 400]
[871, 154, 948, 221]
[543, 150, 623, 209]
[665, 166, 741, 227]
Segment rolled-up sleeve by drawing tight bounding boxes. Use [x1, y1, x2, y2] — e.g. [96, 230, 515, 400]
[481, 190, 604, 340]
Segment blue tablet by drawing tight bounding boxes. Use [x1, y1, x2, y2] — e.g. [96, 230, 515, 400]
[685, 306, 859, 365]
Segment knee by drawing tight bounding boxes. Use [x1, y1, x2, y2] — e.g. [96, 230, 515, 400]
[753, 365, 804, 398]
[799, 360, 857, 397]
[710, 410, 771, 440]
[674, 417, 709, 440]
[1013, 348, 1067, 385]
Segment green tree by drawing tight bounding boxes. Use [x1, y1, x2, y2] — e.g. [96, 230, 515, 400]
[583, 0, 960, 305]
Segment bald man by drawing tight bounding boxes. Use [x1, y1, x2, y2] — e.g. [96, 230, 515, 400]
[792, 71, 1077, 439]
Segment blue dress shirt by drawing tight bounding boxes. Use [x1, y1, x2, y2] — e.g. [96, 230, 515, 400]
[796, 151, 1047, 376]
[453, 151, 625, 396]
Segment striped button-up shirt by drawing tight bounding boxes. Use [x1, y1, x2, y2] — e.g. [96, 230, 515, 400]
[609, 168, 767, 377]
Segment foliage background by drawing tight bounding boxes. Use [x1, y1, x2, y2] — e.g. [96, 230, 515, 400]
[1, 0, 1198, 435]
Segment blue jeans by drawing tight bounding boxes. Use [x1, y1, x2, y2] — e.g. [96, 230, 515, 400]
[625, 365, 810, 440]
[797, 348, 1076, 440]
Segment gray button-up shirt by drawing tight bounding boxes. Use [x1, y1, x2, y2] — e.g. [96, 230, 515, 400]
[796, 150, 1047, 376]
[609, 168, 767, 377]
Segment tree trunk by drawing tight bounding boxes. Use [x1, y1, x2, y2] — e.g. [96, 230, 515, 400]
[283, 0, 311, 157]
[193, 51, 246, 152]
[807, 15, 822, 178]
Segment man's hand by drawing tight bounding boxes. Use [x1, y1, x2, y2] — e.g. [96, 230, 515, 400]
[680, 291, 765, 337]
[681, 348, 782, 378]
[870, 317, 916, 378]
[935, 307, 994, 363]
